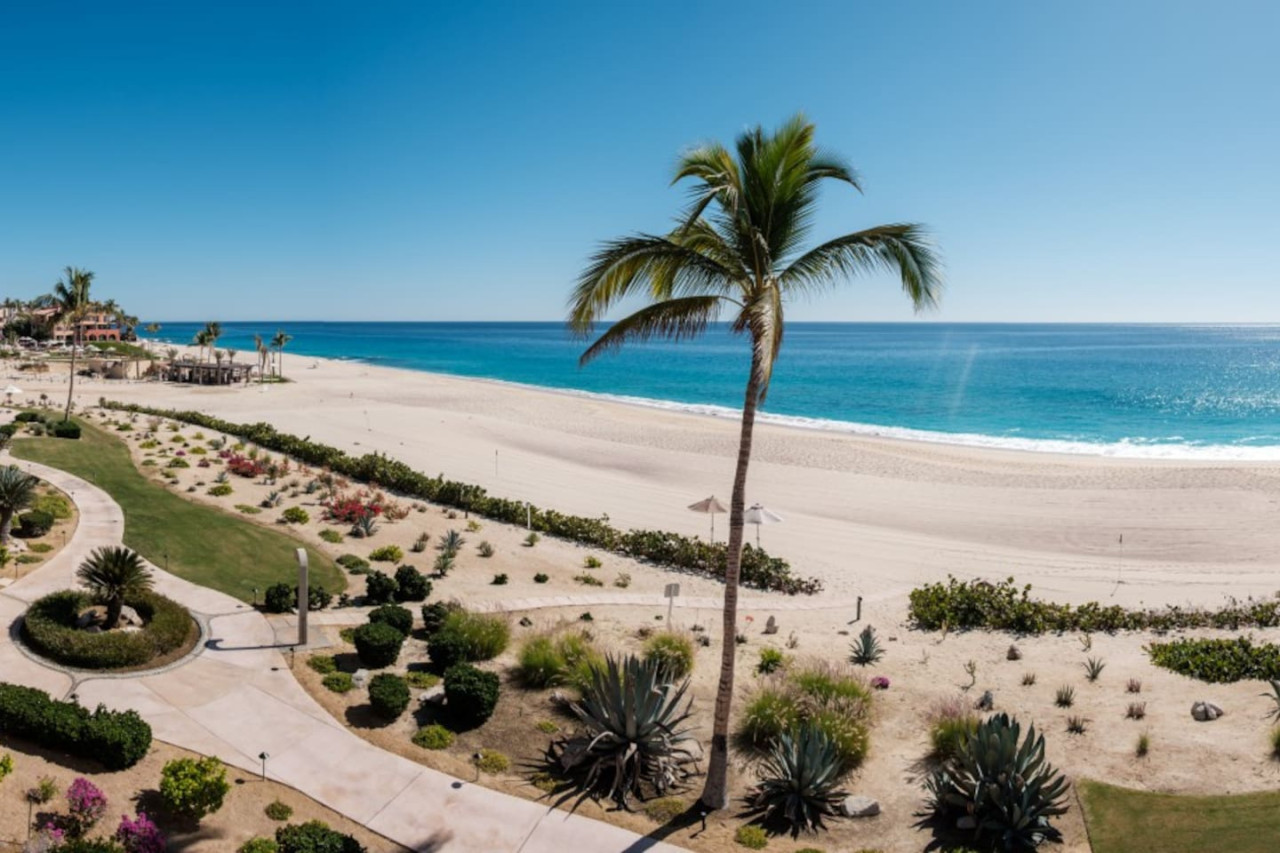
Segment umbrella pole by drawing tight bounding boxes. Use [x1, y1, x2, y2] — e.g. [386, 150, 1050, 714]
[710, 514, 715, 544]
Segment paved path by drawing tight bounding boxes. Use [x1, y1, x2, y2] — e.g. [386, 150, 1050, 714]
[0, 456, 685, 853]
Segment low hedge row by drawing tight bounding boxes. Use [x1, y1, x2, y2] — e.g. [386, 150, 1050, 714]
[1147, 636, 1280, 683]
[22, 590, 194, 669]
[908, 576, 1280, 635]
[0, 682, 152, 769]
[100, 400, 821, 595]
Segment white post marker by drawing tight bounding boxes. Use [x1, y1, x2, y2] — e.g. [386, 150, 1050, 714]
[295, 548, 309, 646]
[664, 582, 680, 624]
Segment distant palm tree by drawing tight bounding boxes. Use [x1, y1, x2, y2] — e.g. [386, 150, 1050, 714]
[569, 115, 942, 809]
[51, 266, 95, 421]
[204, 322, 223, 359]
[76, 546, 153, 629]
[271, 330, 292, 379]
[0, 465, 39, 544]
[253, 333, 267, 384]
[144, 322, 162, 335]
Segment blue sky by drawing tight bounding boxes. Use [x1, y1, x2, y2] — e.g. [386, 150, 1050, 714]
[1, 1, 1276, 323]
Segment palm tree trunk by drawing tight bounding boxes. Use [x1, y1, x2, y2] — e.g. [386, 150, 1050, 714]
[699, 350, 763, 810]
[64, 324, 78, 421]
[106, 596, 123, 629]
[0, 509, 13, 544]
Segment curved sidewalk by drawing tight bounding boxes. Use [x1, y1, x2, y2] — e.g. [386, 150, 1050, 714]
[0, 456, 684, 853]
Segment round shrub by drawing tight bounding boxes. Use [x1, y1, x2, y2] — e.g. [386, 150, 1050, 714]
[21, 590, 194, 670]
[275, 820, 366, 853]
[363, 571, 397, 605]
[281, 507, 310, 525]
[443, 663, 500, 727]
[335, 554, 369, 573]
[368, 545, 403, 563]
[265, 800, 293, 821]
[322, 672, 353, 693]
[368, 673, 410, 719]
[264, 583, 295, 614]
[159, 755, 230, 820]
[352, 621, 405, 668]
[15, 509, 55, 538]
[420, 600, 461, 638]
[52, 420, 82, 440]
[393, 565, 431, 602]
[367, 604, 413, 636]
[412, 724, 455, 750]
[643, 632, 695, 680]
[428, 610, 510, 669]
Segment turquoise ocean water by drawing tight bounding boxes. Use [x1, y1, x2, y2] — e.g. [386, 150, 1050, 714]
[141, 323, 1280, 459]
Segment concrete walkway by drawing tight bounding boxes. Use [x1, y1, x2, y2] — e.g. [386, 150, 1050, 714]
[0, 457, 685, 853]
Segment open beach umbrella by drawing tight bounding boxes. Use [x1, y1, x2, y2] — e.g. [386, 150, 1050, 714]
[744, 503, 783, 548]
[688, 495, 728, 543]
[3, 385, 21, 404]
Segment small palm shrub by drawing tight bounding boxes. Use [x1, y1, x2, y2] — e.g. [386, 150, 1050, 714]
[368, 673, 411, 719]
[757, 647, 786, 675]
[363, 571, 397, 605]
[849, 625, 884, 666]
[429, 610, 510, 668]
[927, 696, 979, 762]
[393, 564, 431, 601]
[924, 713, 1069, 850]
[76, 546, 153, 629]
[550, 654, 697, 806]
[1262, 679, 1280, 722]
[412, 724, 455, 750]
[159, 756, 230, 821]
[433, 552, 455, 577]
[1084, 657, 1106, 682]
[443, 664, 500, 727]
[367, 604, 413, 636]
[745, 723, 849, 836]
[438, 529, 466, 556]
[643, 631, 696, 680]
[352, 621, 405, 668]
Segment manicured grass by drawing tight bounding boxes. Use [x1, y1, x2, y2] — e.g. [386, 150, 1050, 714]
[11, 419, 342, 602]
[1080, 779, 1280, 853]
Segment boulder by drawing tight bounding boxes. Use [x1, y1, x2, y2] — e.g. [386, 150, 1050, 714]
[1191, 701, 1225, 722]
[352, 668, 370, 688]
[841, 795, 880, 818]
[763, 616, 778, 635]
[976, 690, 994, 711]
[118, 606, 143, 627]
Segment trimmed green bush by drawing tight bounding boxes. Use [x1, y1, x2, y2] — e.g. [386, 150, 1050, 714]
[393, 564, 431, 602]
[281, 507, 310, 525]
[368, 673, 411, 719]
[159, 755, 230, 820]
[420, 600, 461, 638]
[1147, 636, 1280, 682]
[52, 420, 82, 440]
[322, 672, 353, 693]
[368, 545, 403, 563]
[353, 621, 405, 668]
[412, 724, 455, 749]
[21, 590, 193, 669]
[14, 509, 55, 538]
[444, 663, 500, 727]
[0, 682, 151, 770]
[335, 553, 368, 572]
[275, 820, 366, 853]
[319, 529, 344, 544]
[429, 610, 510, 669]
[307, 655, 337, 674]
[264, 583, 295, 613]
[363, 571, 397, 605]
[367, 604, 413, 636]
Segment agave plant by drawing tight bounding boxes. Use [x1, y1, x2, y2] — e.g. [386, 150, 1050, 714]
[1261, 679, 1280, 722]
[924, 712, 1070, 851]
[550, 654, 698, 807]
[848, 625, 884, 666]
[745, 723, 849, 836]
[350, 514, 378, 538]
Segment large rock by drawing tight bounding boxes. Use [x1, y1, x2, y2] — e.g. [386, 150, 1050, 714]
[1191, 701, 1225, 722]
[841, 795, 880, 818]
[118, 606, 143, 627]
[763, 616, 778, 635]
[352, 669, 370, 688]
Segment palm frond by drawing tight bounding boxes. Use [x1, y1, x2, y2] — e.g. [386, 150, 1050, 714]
[673, 143, 741, 230]
[568, 235, 738, 333]
[578, 296, 727, 366]
[778, 223, 942, 309]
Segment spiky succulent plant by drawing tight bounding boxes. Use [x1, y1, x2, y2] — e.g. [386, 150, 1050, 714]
[848, 625, 884, 666]
[924, 712, 1070, 851]
[745, 723, 849, 836]
[550, 654, 698, 807]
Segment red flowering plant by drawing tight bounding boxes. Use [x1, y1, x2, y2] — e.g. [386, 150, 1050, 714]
[225, 454, 266, 478]
[322, 490, 385, 525]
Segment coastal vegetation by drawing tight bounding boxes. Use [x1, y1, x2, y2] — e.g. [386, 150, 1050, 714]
[10, 418, 341, 601]
[566, 114, 941, 807]
[98, 399, 820, 594]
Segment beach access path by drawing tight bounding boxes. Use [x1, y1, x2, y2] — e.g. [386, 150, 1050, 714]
[0, 455, 687, 853]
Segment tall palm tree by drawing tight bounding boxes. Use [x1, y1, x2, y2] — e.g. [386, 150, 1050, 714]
[569, 115, 941, 809]
[76, 545, 153, 629]
[0, 465, 38, 544]
[51, 266, 95, 421]
[204, 322, 223, 359]
[253, 333, 267, 384]
[271, 330, 292, 379]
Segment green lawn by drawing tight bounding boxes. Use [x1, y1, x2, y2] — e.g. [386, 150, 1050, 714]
[1080, 779, 1280, 853]
[11, 419, 343, 602]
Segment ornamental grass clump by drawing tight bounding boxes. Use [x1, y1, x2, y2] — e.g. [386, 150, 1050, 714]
[643, 631, 696, 680]
[517, 630, 603, 690]
[745, 723, 849, 836]
[924, 713, 1069, 850]
[550, 654, 698, 807]
[927, 696, 980, 762]
[737, 663, 872, 774]
[428, 610, 510, 669]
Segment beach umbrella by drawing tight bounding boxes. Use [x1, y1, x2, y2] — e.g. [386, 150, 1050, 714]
[744, 503, 783, 548]
[3, 385, 20, 404]
[687, 495, 728, 543]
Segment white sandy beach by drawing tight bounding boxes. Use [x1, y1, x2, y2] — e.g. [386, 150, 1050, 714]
[24, 350, 1280, 610]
